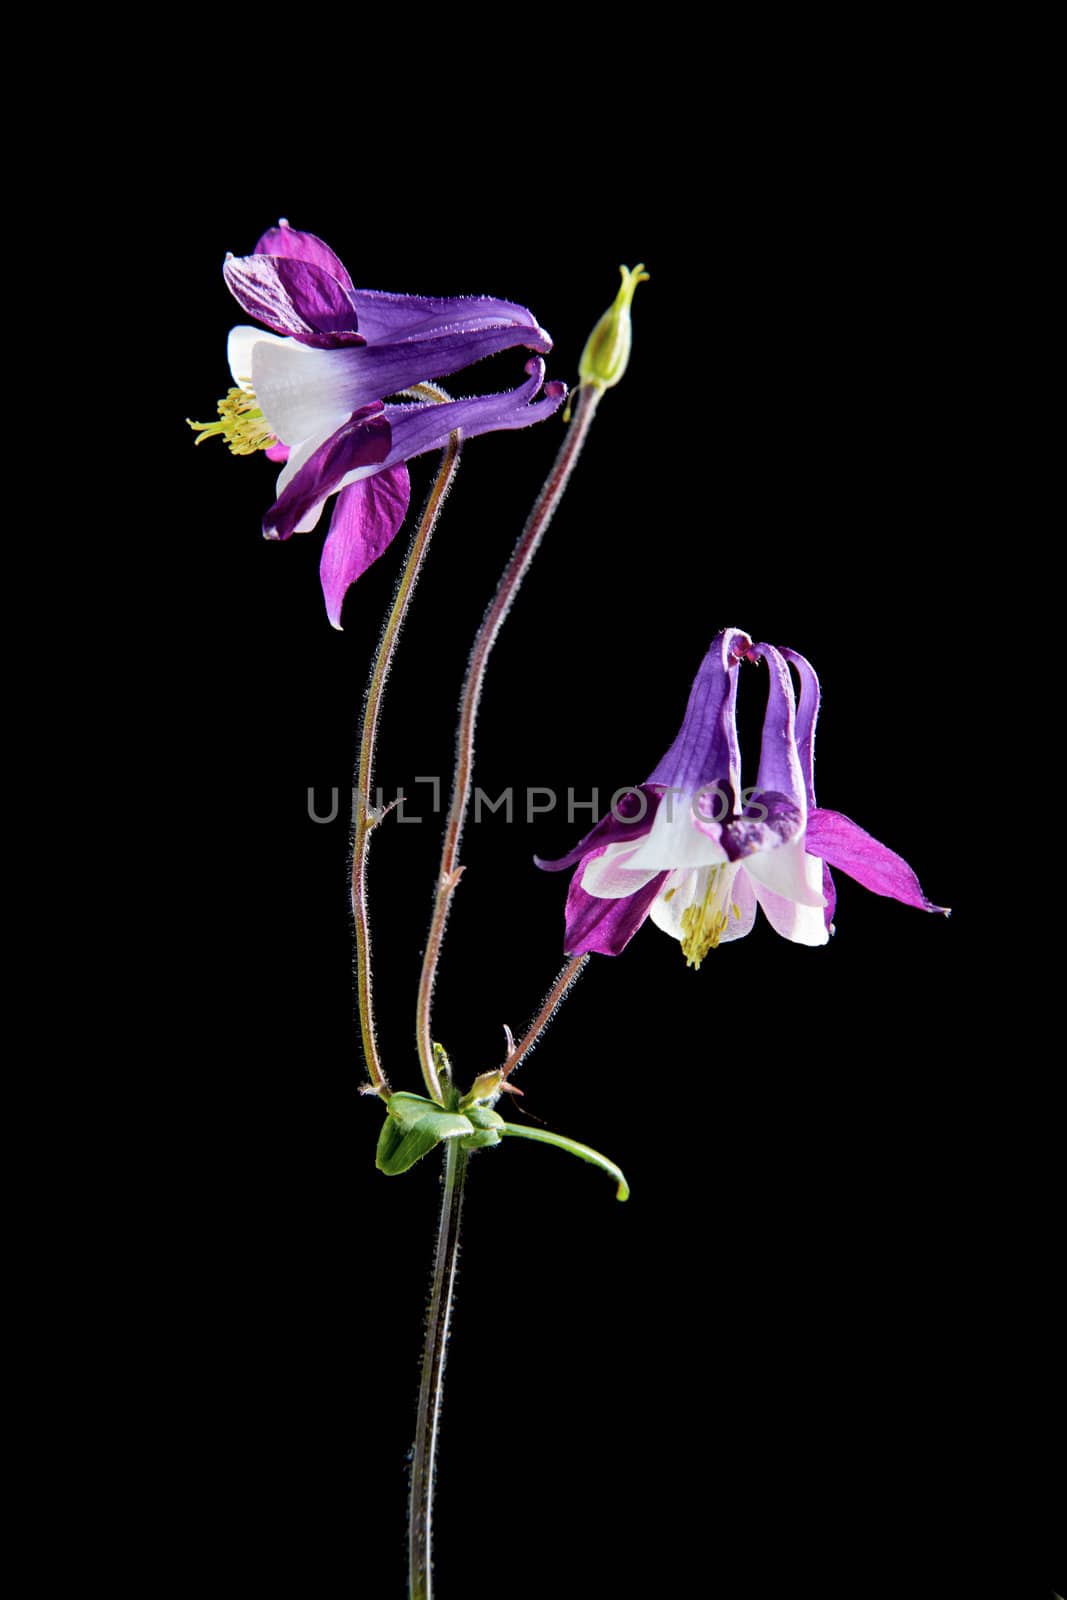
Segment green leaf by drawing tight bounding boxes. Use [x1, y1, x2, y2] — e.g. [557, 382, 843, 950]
[499, 1122, 630, 1201]
[460, 1104, 505, 1150]
[463, 1106, 505, 1133]
[376, 1093, 474, 1176]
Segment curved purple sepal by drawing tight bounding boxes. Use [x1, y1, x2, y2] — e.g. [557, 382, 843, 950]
[264, 404, 390, 541]
[381, 360, 565, 467]
[646, 628, 751, 792]
[319, 464, 412, 629]
[355, 314, 565, 401]
[805, 808, 949, 914]
[254, 219, 354, 290]
[223, 253, 364, 346]
[563, 853, 669, 956]
[535, 788, 659, 872]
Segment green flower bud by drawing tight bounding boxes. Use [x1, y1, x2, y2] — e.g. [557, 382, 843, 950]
[577, 264, 649, 392]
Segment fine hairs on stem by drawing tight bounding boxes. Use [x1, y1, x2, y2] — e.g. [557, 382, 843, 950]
[501, 955, 589, 1082]
[406, 384, 609, 1600]
[414, 383, 604, 1102]
[408, 1137, 468, 1600]
[351, 404, 461, 1099]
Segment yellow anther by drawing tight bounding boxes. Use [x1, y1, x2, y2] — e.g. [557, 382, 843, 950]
[187, 386, 276, 456]
[679, 867, 732, 969]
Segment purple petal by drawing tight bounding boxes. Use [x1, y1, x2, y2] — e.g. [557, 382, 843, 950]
[563, 853, 669, 956]
[646, 628, 751, 793]
[745, 642, 806, 814]
[780, 646, 820, 808]
[253, 219, 354, 290]
[380, 359, 565, 466]
[805, 808, 949, 914]
[223, 253, 363, 346]
[263, 404, 391, 542]
[319, 465, 412, 629]
[719, 793, 803, 862]
[348, 287, 552, 352]
[535, 788, 659, 872]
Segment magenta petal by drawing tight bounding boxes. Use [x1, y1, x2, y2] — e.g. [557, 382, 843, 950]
[265, 441, 290, 463]
[805, 808, 949, 914]
[563, 857, 669, 956]
[318, 466, 412, 629]
[223, 253, 363, 345]
[253, 220, 354, 290]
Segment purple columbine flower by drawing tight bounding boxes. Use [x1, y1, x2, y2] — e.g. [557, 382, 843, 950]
[192, 220, 565, 626]
[537, 627, 948, 961]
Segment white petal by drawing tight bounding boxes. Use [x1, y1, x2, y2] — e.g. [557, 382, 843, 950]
[719, 868, 758, 942]
[749, 873, 829, 946]
[742, 837, 825, 907]
[648, 869, 699, 939]
[580, 841, 663, 900]
[252, 339, 366, 446]
[626, 795, 730, 872]
[227, 325, 288, 392]
[580, 841, 662, 899]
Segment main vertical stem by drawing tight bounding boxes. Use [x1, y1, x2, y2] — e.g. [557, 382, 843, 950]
[351, 435, 461, 1097]
[415, 385, 604, 1097]
[409, 1136, 469, 1600]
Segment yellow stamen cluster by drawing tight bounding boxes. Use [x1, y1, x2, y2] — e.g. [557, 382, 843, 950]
[679, 867, 740, 969]
[186, 387, 275, 456]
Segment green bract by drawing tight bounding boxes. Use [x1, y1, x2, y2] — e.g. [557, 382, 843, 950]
[375, 1085, 629, 1198]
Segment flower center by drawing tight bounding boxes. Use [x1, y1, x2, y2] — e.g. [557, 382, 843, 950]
[679, 866, 740, 968]
[186, 387, 275, 456]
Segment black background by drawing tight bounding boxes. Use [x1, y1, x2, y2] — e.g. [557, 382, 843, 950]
[135, 61, 1061, 1599]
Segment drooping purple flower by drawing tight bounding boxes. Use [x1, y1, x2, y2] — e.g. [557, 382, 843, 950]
[192, 220, 565, 626]
[537, 627, 948, 961]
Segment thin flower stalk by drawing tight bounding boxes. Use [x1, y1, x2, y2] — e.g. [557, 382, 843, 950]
[354, 410, 461, 1097]
[415, 383, 604, 1100]
[500, 955, 589, 1084]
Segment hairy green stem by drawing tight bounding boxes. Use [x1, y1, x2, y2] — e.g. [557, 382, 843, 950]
[409, 1137, 469, 1600]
